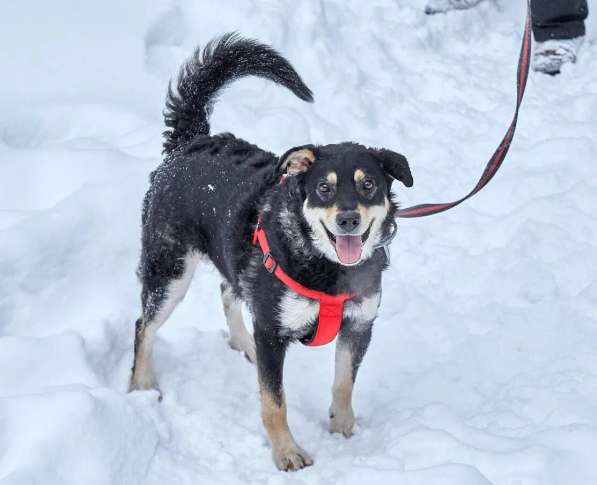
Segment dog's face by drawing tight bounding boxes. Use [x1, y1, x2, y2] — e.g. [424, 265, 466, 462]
[279, 143, 413, 266]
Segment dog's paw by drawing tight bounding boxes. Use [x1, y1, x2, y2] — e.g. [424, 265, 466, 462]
[241, 336, 257, 364]
[228, 334, 257, 364]
[329, 407, 355, 438]
[272, 445, 313, 471]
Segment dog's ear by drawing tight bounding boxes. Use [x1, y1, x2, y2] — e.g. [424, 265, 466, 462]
[278, 145, 316, 176]
[371, 148, 413, 187]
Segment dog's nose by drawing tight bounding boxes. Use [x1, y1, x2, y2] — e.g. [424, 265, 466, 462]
[336, 211, 361, 233]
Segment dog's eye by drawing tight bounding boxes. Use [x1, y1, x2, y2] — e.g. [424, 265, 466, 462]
[358, 177, 378, 199]
[316, 181, 334, 201]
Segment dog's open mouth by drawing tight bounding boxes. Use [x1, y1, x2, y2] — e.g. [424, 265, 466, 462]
[323, 220, 373, 265]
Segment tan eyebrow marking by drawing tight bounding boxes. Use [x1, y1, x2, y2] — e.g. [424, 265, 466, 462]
[326, 172, 337, 185]
[354, 169, 366, 182]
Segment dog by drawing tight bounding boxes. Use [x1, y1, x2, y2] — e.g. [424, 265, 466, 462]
[129, 33, 413, 471]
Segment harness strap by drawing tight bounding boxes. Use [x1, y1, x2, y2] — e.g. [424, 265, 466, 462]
[395, 0, 532, 218]
[253, 222, 354, 346]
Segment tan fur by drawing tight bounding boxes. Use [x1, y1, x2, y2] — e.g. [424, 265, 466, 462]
[326, 172, 338, 186]
[130, 324, 159, 391]
[130, 252, 201, 395]
[357, 197, 390, 222]
[304, 204, 339, 234]
[302, 194, 390, 265]
[353, 168, 366, 183]
[324, 205, 338, 219]
[221, 285, 256, 363]
[260, 385, 313, 470]
[329, 343, 355, 437]
[260, 390, 291, 445]
[283, 148, 316, 175]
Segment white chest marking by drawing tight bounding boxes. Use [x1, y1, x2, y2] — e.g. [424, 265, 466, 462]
[344, 292, 381, 324]
[278, 291, 319, 331]
[277, 290, 381, 332]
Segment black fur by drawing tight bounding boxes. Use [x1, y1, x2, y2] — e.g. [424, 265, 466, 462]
[162, 33, 313, 155]
[372, 148, 414, 187]
[133, 34, 413, 467]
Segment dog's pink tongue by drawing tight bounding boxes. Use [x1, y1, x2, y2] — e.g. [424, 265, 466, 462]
[335, 235, 363, 265]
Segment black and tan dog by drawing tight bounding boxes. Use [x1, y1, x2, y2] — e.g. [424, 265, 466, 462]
[129, 33, 413, 471]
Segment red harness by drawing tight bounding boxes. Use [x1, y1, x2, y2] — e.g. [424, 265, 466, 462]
[252, 221, 355, 346]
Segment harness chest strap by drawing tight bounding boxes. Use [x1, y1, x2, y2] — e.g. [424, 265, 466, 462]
[252, 223, 355, 346]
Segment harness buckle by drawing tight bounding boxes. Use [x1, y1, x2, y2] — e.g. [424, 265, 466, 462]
[262, 252, 277, 273]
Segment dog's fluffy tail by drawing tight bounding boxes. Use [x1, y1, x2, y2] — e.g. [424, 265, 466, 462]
[162, 33, 313, 155]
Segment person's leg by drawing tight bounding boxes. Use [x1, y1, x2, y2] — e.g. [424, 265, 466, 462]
[531, 0, 589, 74]
[532, 0, 588, 42]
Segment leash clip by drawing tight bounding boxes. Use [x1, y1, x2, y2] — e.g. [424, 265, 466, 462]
[374, 219, 397, 263]
[383, 245, 391, 264]
[374, 219, 398, 249]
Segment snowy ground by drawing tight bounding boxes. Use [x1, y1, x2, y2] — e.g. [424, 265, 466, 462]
[1, 1, 597, 484]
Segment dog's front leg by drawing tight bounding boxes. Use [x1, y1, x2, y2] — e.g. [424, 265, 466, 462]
[254, 328, 313, 471]
[329, 322, 373, 437]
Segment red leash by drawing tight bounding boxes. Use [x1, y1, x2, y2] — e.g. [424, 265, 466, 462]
[396, 1, 532, 218]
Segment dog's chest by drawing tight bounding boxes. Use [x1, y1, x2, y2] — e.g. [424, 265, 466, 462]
[277, 290, 381, 334]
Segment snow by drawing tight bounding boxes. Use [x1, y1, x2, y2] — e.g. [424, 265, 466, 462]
[1, 0, 597, 483]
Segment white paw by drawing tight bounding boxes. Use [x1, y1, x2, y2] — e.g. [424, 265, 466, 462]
[272, 445, 313, 471]
[243, 337, 257, 364]
[329, 406, 355, 438]
[228, 334, 257, 364]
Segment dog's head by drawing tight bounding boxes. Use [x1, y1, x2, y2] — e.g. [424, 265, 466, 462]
[278, 143, 413, 266]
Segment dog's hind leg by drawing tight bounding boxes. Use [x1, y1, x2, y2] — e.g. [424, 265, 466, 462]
[130, 251, 201, 395]
[329, 322, 373, 437]
[220, 282, 256, 363]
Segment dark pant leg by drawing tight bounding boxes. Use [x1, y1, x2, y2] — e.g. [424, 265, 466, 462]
[531, 0, 589, 41]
